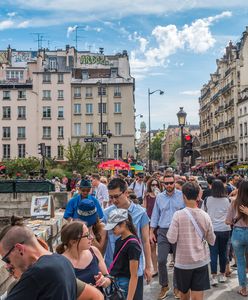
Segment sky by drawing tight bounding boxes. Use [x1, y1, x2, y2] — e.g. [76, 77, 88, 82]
[1, 1, 248, 132]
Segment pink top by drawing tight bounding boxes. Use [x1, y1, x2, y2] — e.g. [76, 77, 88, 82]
[167, 207, 216, 269]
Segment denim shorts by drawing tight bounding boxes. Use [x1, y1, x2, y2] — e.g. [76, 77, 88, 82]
[115, 277, 129, 298]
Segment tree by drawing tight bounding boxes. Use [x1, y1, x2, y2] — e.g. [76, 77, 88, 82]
[150, 131, 164, 162]
[65, 140, 97, 173]
[3, 157, 40, 177]
[169, 138, 181, 165]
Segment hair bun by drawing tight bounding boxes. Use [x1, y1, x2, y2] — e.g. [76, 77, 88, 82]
[10, 215, 24, 226]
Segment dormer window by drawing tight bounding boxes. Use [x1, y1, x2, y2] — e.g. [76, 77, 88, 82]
[49, 58, 57, 70]
[82, 70, 89, 80]
[111, 68, 118, 78]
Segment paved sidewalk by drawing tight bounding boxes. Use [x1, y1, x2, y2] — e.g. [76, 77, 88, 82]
[144, 269, 243, 300]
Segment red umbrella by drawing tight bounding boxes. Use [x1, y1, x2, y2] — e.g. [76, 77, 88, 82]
[98, 160, 130, 170]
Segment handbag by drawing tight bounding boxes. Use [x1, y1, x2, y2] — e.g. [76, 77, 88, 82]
[102, 276, 125, 300]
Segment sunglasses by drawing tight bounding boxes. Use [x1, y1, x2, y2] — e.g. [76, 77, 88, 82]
[163, 182, 175, 185]
[109, 191, 124, 200]
[2, 241, 25, 264]
[151, 183, 159, 186]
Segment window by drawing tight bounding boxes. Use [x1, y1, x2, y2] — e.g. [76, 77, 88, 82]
[74, 87, 81, 98]
[58, 106, 64, 118]
[45, 146, 51, 158]
[42, 106, 51, 118]
[43, 126, 51, 139]
[3, 106, 11, 119]
[98, 103, 106, 114]
[240, 123, 243, 137]
[240, 143, 244, 161]
[58, 73, 64, 83]
[18, 144, 25, 158]
[245, 107, 247, 114]
[18, 90, 26, 100]
[57, 146, 64, 159]
[245, 143, 248, 160]
[17, 127, 26, 139]
[82, 70, 89, 80]
[98, 86, 106, 96]
[74, 123, 81, 136]
[3, 144, 10, 159]
[43, 73, 51, 83]
[74, 104, 81, 114]
[245, 122, 248, 136]
[114, 85, 121, 97]
[114, 144, 122, 159]
[58, 126, 64, 139]
[98, 122, 108, 135]
[240, 108, 242, 115]
[86, 123, 93, 136]
[58, 90, 64, 100]
[43, 90, 51, 100]
[86, 103, 93, 114]
[49, 58, 57, 70]
[102, 144, 107, 159]
[17, 106, 26, 119]
[114, 102, 121, 113]
[3, 91, 10, 100]
[115, 122, 122, 135]
[6, 70, 23, 81]
[86, 87, 92, 98]
[111, 68, 118, 78]
[3, 127, 10, 139]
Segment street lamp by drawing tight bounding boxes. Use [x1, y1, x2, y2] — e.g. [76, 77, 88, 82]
[135, 114, 143, 119]
[148, 88, 164, 173]
[177, 107, 187, 173]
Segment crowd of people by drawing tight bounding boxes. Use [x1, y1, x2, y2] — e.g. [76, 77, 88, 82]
[0, 169, 248, 300]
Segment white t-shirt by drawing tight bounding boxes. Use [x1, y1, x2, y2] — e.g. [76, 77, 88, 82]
[129, 181, 145, 198]
[95, 182, 109, 206]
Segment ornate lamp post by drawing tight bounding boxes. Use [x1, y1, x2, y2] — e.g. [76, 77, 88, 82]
[177, 107, 187, 173]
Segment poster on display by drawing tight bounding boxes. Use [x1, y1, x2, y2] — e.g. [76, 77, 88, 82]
[31, 195, 54, 220]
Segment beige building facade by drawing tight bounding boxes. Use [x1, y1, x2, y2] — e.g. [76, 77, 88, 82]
[199, 28, 248, 167]
[0, 46, 135, 160]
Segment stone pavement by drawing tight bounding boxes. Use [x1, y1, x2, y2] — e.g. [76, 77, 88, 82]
[144, 268, 243, 300]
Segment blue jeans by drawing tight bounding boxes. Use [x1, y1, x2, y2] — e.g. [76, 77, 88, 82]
[115, 276, 143, 300]
[209, 231, 230, 274]
[231, 227, 248, 287]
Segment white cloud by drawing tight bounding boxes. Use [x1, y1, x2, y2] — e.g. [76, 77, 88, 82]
[7, 12, 17, 17]
[130, 11, 232, 77]
[0, 20, 14, 30]
[17, 20, 30, 28]
[180, 90, 201, 96]
[84, 25, 102, 32]
[67, 25, 77, 38]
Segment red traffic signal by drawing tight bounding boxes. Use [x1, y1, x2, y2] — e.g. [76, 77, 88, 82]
[184, 134, 192, 142]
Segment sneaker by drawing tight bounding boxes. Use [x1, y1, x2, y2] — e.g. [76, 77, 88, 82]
[219, 274, 227, 283]
[174, 288, 180, 299]
[158, 286, 171, 299]
[211, 277, 218, 286]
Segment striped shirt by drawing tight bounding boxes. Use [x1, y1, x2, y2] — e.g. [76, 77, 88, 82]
[167, 207, 216, 269]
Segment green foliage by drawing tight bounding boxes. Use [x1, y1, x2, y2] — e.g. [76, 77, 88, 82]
[169, 138, 181, 164]
[46, 168, 71, 180]
[65, 140, 98, 174]
[3, 157, 40, 177]
[150, 131, 164, 162]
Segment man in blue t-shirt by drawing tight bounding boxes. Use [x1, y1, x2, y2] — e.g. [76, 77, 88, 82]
[64, 179, 103, 221]
[103, 178, 151, 300]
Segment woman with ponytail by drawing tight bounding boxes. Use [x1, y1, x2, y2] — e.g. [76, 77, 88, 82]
[56, 221, 111, 289]
[105, 209, 142, 300]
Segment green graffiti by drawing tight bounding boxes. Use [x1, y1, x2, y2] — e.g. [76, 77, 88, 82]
[80, 55, 111, 65]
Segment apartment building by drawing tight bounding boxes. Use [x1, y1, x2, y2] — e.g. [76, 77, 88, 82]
[199, 28, 248, 168]
[0, 46, 135, 160]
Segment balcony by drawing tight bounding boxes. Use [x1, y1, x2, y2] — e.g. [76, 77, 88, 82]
[219, 122, 224, 128]
[228, 117, 235, 125]
[201, 143, 209, 149]
[218, 106, 224, 112]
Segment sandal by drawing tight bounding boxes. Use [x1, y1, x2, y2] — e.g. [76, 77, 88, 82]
[238, 289, 248, 297]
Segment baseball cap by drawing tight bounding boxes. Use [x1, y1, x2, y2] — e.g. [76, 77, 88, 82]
[76, 199, 97, 227]
[80, 179, 92, 189]
[105, 208, 128, 231]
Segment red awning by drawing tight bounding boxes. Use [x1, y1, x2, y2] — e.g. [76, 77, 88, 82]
[98, 160, 130, 170]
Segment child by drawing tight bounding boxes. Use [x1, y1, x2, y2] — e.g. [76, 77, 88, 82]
[105, 208, 141, 300]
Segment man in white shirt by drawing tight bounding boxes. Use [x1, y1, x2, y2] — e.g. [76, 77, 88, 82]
[91, 173, 109, 208]
[129, 172, 145, 204]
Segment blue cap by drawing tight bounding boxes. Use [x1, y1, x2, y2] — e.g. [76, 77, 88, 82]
[80, 179, 92, 189]
[76, 199, 97, 227]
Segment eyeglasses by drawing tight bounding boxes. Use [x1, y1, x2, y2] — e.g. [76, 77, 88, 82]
[151, 183, 159, 186]
[1, 241, 25, 264]
[81, 232, 92, 240]
[163, 182, 175, 186]
[109, 191, 124, 200]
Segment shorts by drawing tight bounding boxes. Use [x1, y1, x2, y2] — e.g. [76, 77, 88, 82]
[174, 264, 210, 294]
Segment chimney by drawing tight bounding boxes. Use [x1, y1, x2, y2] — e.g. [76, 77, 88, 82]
[99, 47, 104, 54]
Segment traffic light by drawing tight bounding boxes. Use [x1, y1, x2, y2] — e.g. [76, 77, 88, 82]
[184, 134, 193, 157]
[38, 143, 45, 156]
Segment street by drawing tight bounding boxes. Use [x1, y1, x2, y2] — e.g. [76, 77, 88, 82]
[144, 267, 242, 300]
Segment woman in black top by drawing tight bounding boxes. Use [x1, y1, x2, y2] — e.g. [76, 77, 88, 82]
[105, 208, 141, 300]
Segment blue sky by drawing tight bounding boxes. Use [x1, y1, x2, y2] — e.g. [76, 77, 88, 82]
[1, 1, 248, 132]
